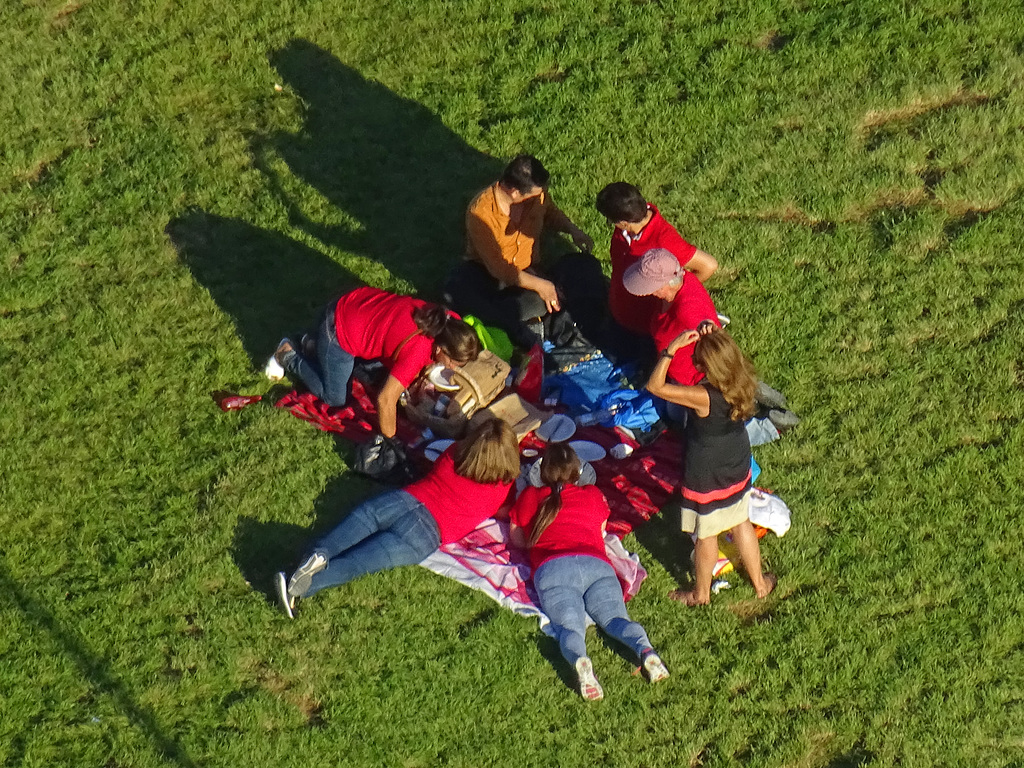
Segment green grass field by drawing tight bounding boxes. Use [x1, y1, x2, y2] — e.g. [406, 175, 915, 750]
[3, 0, 1024, 765]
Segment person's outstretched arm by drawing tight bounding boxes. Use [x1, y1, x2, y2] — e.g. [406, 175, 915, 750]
[684, 249, 718, 283]
[543, 194, 594, 253]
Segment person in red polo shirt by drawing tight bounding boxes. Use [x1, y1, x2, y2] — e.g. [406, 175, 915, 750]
[596, 182, 718, 342]
[624, 249, 799, 443]
[622, 248, 720, 386]
[265, 287, 480, 438]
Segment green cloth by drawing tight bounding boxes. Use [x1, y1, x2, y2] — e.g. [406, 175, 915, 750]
[464, 315, 514, 361]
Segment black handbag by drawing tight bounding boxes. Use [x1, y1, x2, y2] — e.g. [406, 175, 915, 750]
[352, 433, 418, 485]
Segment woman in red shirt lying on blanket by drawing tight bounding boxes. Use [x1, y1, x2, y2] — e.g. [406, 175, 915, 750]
[509, 444, 670, 701]
[275, 419, 520, 618]
[266, 286, 480, 438]
[645, 326, 778, 607]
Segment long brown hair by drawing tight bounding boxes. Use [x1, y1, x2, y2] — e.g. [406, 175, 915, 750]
[527, 444, 581, 547]
[452, 418, 520, 484]
[692, 329, 757, 421]
[412, 304, 480, 364]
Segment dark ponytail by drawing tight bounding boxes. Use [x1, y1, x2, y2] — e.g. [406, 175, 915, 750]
[413, 303, 480, 365]
[528, 444, 581, 547]
[412, 303, 449, 336]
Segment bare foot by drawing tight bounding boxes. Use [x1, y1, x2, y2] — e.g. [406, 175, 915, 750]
[668, 589, 710, 607]
[755, 572, 777, 599]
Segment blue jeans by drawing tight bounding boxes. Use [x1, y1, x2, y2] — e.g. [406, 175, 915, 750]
[534, 555, 653, 667]
[284, 304, 355, 407]
[302, 490, 441, 597]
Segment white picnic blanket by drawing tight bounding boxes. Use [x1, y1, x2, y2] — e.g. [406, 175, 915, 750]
[419, 519, 647, 635]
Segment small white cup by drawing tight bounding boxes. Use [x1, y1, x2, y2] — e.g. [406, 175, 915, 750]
[609, 444, 634, 460]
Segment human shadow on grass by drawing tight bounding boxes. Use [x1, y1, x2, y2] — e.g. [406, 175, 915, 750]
[171, 42, 505, 364]
[232, 518, 313, 605]
[0, 561, 198, 767]
[167, 211, 363, 368]
[533, 635, 581, 693]
[231, 463, 382, 606]
[829, 745, 875, 767]
[631, 505, 695, 589]
[260, 38, 503, 293]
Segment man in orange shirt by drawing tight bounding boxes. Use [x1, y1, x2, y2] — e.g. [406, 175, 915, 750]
[444, 155, 595, 347]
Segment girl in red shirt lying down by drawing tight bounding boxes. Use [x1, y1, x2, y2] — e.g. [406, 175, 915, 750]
[510, 444, 670, 701]
[275, 419, 520, 618]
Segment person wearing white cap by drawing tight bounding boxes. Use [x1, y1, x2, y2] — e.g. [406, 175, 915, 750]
[622, 247, 720, 388]
[624, 249, 800, 441]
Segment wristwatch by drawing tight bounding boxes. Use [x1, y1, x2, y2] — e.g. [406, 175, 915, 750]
[660, 350, 674, 359]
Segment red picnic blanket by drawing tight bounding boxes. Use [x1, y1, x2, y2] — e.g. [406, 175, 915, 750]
[273, 379, 685, 536]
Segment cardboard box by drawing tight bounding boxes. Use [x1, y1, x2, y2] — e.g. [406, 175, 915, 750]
[469, 393, 551, 442]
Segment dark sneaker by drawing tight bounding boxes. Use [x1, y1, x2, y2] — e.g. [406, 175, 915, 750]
[300, 333, 317, 359]
[274, 571, 295, 619]
[287, 552, 328, 598]
[755, 381, 788, 410]
[768, 408, 801, 432]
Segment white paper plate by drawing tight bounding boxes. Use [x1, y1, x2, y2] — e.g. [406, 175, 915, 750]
[526, 458, 597, 488]
[535, 413, 576, 443]
[423, 439, 455, 461]
[567, 440, 607, 463]
[427, 366, 460, 391]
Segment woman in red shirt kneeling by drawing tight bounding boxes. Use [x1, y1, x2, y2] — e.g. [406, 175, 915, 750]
[510, 444, 669, 701]
[276, 419, 520, 618]
[267, 286, 480, 438]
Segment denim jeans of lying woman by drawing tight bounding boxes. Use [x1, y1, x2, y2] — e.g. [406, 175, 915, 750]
[299, 490, 441, 597]
[533, 554, 654, 668]
[283, 303, 356, 407]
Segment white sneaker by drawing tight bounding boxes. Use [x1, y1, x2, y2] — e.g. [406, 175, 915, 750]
[575, 657, 604, 701]
[263, 337, 290, 381]
[643, 652, 670, 683]
[274, 571, 295, 619]
[287, 552, 328, 598]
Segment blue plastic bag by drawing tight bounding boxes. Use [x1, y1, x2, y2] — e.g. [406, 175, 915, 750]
[598, 389, 662, 431]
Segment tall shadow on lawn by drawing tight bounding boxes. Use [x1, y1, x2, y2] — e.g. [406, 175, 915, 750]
[0, 561, 197, 767]
[232, 456, 382, 604]
[170, 41, 503, 362]
[232, 517, 312, 605]
[533, 635, 580, 693]
[167, 211, 362, 367]
[181, 41, 504, 605]
[260, 39, 502, 293]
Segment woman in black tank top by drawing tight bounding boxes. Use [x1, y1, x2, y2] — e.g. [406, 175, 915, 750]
[646, 327, 778, 606]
